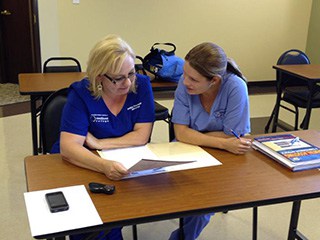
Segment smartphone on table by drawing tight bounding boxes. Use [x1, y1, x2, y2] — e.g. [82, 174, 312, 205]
[45, 191, 69, 213]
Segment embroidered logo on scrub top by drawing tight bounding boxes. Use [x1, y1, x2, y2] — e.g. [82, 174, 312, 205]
[127, 102, 142, 111]
[90, 114, 109, 123]
[214, 110, 225, 118]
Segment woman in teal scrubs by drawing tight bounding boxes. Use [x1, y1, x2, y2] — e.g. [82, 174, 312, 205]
[170, 42, 251, 240]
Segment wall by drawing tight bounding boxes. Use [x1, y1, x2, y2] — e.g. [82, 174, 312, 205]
[38, 1, 60, 60]
[306, 0, 320, 64]
[38, 0, 312, 82]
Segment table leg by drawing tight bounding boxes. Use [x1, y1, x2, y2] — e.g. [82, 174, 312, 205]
[252, 207, 258, 240]
[287, 201, 306, 240]
[30, 95, 38, 155]
[301, 83, 315, 130]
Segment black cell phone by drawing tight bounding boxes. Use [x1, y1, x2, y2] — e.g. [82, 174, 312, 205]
[45, 191, 69, 213]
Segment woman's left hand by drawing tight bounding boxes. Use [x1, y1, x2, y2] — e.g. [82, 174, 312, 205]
[85, 132, 102, 150]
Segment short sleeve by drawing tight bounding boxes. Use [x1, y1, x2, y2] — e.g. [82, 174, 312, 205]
[171, 79, 190, 125]
[135, 74, 155, 123]
[60, 88, 90, 136]
[222, 78, 250, 136]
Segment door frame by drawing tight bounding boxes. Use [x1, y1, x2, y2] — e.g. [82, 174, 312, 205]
[29, 0, 41, 73]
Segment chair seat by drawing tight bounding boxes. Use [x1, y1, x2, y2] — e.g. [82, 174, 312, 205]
[283, 88, 320, 108]
[154, 101, 169, 121]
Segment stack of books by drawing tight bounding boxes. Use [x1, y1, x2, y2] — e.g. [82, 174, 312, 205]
[252, 134, 320, 171]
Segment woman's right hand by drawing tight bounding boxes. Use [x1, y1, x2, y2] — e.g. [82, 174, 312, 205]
[224, 137, 252, 155]
[102, 160, 129, 180]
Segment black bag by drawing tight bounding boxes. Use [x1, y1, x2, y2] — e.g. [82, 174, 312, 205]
[135, 56, 147, 75]
[143, 43, 184, 83]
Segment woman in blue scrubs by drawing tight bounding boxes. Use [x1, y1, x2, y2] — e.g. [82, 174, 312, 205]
[170, 42, 251, 240]
[51, 35, 155, 240]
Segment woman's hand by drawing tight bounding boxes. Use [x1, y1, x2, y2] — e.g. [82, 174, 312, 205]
[224, 137, 252, 155]
[102, 160, 129, 180]
[85, 132, 102, 150]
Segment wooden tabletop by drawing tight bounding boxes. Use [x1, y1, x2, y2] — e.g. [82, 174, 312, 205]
[24, 130, 320, 230]
[18, 72, 177, 95]
[273, 64, 320, 80]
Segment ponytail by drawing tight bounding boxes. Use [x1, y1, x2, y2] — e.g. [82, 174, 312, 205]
[226, 58, 247, 82]
[185, 42, 247, 82]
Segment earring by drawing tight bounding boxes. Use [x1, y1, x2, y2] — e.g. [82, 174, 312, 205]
[97, 83, 102, 91]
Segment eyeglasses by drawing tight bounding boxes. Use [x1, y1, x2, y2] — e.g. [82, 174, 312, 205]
[104, 71, 136, 84]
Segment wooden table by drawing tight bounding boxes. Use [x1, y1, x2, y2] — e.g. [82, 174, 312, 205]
[272, 64, 320, 131]
[18, 72, 177, 155]
[25, 130, 320, 240]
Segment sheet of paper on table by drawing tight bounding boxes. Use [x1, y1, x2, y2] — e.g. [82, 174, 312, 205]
[98, 142, 222, 179]
[24, 185, 102, 237]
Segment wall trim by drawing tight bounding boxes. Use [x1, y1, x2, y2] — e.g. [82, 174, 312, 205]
[248, 80, 276, 95]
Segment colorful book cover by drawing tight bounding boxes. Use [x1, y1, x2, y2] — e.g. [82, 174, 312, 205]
[254, 134, 320, 163]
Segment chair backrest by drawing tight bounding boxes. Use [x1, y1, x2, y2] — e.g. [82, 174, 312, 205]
[277, 49, 310, 87]
[277, 49, 310, 65]
[43, 57, 82, 73]
[40, 88, 68, 153]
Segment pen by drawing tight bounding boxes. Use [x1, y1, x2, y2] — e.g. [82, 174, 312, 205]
[290, 137, 300, 145]
[230, 129, 240, 139]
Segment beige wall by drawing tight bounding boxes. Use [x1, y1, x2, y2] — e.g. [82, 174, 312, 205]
[38, 1, 60, 59]
[38, 0, 312, 81]
[306, 0, 320, 64]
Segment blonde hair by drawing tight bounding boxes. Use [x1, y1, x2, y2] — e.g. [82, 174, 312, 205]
[86, 34, 136, 98]
[185, 42, 246, 81]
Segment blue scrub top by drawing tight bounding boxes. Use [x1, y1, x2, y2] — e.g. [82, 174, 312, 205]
[51, 74, 155, 153]
[172, 72, 250, 136]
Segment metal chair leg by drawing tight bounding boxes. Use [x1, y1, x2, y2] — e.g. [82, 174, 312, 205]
[294, 106, 299, 130]
[132, 224, 138, 240]
[265, 107, 275, 133]
[179, 218, 185, 240]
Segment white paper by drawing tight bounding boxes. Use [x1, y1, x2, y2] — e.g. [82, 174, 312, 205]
[97, 145, 158, 169]
[24, 185, 102, 237]
[98, 142, 222, 179]
[140, 142, 221, 177]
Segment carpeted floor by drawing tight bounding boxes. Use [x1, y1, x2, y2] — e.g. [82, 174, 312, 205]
[0, 83, 29, 106]
[0, 83, 30, 117]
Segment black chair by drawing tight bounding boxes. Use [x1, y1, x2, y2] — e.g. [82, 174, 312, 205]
[265, 49, 320, 133]
[40, 88, 69, 154]
[43, 57, 82, 73]
[135, 57, 172, 141]
[154, 101, 172, 139]
[36, 57, 82, 153]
